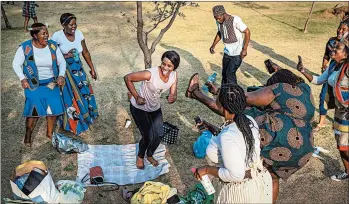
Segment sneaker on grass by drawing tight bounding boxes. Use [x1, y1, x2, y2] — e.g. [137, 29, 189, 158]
[331, 172, 349, 181]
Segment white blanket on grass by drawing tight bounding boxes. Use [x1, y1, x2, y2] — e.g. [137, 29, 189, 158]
[77, 144, 170, 186]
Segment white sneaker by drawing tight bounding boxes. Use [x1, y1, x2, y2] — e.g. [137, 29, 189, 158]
[331, 172, 349, 181]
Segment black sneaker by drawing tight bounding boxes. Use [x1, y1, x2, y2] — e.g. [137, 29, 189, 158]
[331, 172, 349, 181]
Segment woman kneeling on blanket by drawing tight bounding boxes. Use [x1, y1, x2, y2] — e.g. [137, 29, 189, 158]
[124, 51, 179, 169]
[193, 84, 272, 203]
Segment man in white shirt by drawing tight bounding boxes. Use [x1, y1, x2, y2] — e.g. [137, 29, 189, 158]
[209, 5, 251, 85]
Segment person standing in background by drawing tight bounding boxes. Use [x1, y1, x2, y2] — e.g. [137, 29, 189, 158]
[22, 1, 39, 32]
[209, 5, 251, 85]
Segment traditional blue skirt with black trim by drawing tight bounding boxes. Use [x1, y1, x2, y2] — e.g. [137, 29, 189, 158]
[59, 57, 99, 136]
[23, 78, 64, 117]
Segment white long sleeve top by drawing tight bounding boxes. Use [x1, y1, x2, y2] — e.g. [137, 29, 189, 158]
[206, 115, 261, 182]
[12, 44, 66, 81]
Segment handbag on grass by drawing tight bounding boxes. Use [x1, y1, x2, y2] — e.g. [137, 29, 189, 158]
[161, 122, 179, 145]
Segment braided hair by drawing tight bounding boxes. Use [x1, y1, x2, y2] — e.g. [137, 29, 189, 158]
[218, 84, 255, 163]
[266, 69, 305, 86]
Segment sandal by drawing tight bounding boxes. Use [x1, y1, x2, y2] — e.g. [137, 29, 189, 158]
[185, 73, 200, 98]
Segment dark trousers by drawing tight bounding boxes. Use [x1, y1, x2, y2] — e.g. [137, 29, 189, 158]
[222, 54, 242, 85]
[319, 83, 328, 115]
[130, 104, 163, 158]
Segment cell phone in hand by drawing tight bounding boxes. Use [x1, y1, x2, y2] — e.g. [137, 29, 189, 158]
[298, 55, 302, 64]
[264, 59, 275, 74]
[194, 116, 205, 131]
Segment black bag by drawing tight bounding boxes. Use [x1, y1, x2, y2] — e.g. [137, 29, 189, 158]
[161, 122, 179, 145]
[22, 168, 46, 196]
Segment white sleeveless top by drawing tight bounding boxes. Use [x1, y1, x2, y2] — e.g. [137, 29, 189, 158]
[130, 67, 176, 112]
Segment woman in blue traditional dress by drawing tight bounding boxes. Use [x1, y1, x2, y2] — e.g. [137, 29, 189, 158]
[185, 69, 315, 203]
[12, 23, 66, 148]
[298, 31, 349, 182]
[51, 13, 98, 136]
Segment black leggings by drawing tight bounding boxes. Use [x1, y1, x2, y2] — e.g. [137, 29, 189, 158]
[130, 104, 163, 158]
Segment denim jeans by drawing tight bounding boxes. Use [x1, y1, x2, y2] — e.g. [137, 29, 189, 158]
[130, 104, 163, 158]
[319, 83, 328, 115]
[222, 54, 242, 85]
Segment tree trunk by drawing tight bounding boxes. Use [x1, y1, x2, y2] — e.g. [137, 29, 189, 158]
[1, 5, 11, 28]
[136, 2, 181, 69]
[136, 2, 152, 69]
[143, 49, 152, 69]
[303, 2, 315, 33]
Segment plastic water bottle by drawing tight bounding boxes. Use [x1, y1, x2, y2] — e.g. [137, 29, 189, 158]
[191, 168, 215, 195]
[202, 73, 217, 93]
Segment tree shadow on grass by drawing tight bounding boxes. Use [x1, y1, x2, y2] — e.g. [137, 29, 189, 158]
[160, 43, 249, 90]
[250, 40, 318, 75]
[160, 43, 208, 78]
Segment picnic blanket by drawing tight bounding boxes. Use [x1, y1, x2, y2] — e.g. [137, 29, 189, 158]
[77, 144, 170, 186]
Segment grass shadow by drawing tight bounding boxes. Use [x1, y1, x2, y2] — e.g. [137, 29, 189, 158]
[250, 40, 318, 75]
[240, 61, 271, 85]
[318, 154, 342, 177]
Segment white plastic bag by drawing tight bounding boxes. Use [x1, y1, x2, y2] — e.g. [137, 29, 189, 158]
[10, 161, 60, 203]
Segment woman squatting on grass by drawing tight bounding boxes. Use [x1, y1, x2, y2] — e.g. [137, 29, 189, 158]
[186, 68, 315, 204]
[193, 84, 273, 203]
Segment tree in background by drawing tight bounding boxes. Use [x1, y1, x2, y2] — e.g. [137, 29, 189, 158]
[303, 2, 315, 33]
[122, 2, 199, 68]
[1, 5, 12, 28]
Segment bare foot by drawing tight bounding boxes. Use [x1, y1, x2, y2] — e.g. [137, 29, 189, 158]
[147, 156, 159, 167]
[185, 73, 199, 98]
[314, 124, 326, 132]
[136, 157, 145, 169]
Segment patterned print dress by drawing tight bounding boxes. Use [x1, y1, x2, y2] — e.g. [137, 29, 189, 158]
[60, 57, 98, 136]
[244, 83, 315, 179]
